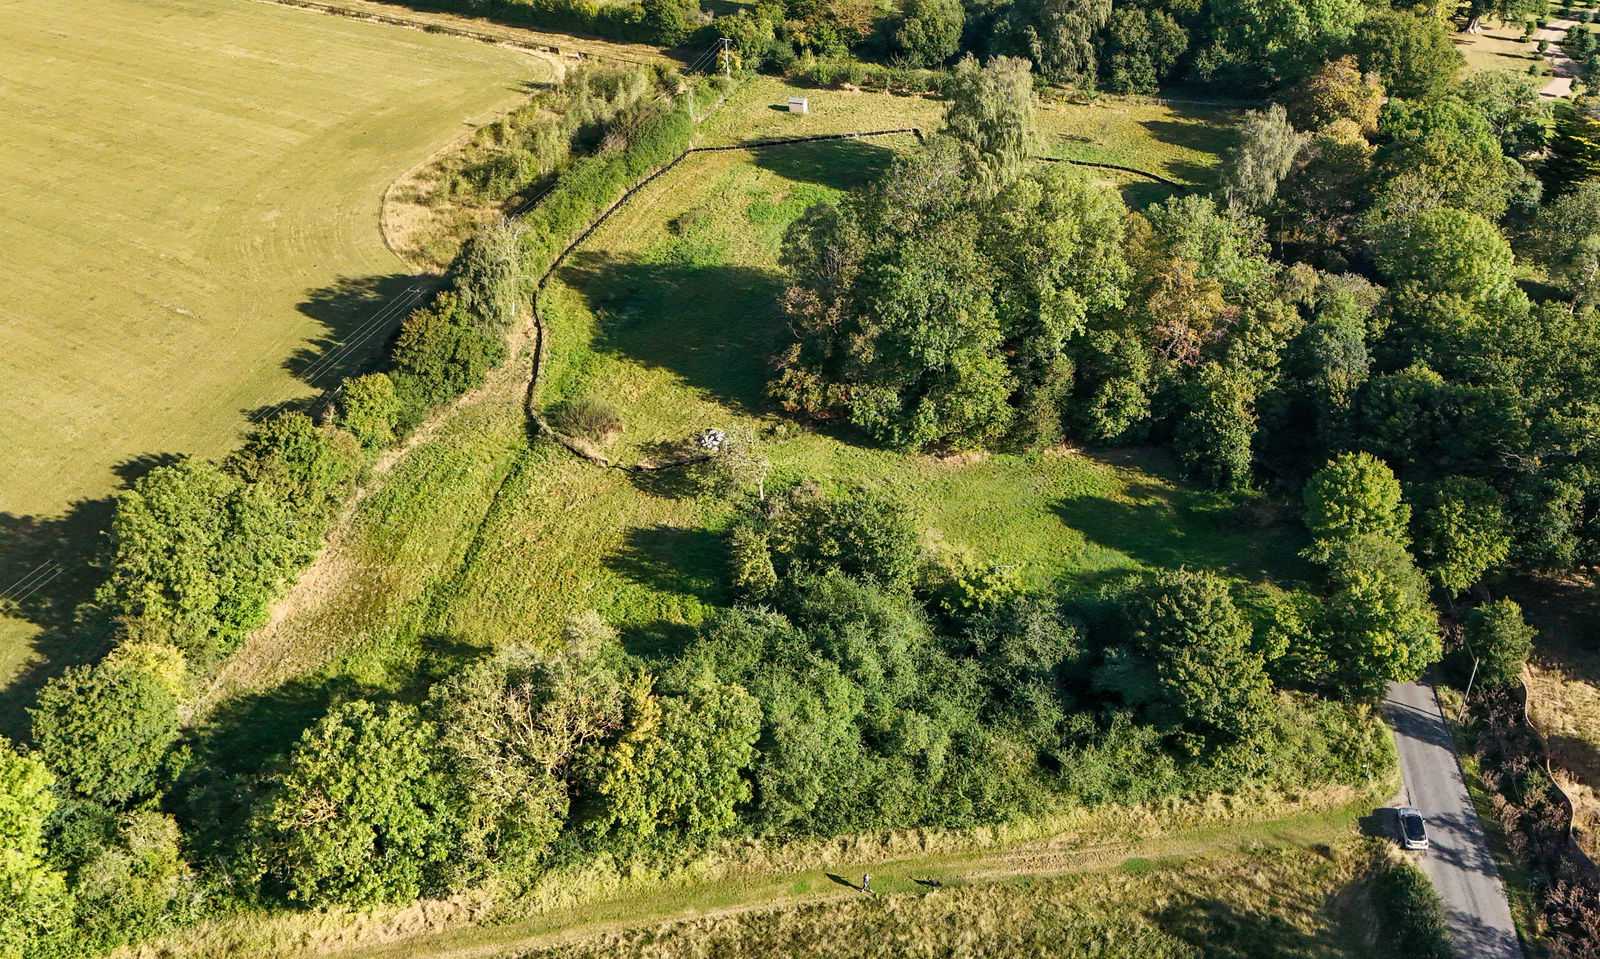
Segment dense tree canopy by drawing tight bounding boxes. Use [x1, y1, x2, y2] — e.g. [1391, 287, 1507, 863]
[1464, 598, 1535, 688]
[1095, 570, 1272, 749]
[0, 740, 70, 959]
[254, 701, 455, 906]
[773, 120, 1130, 450]
[30, 658, 181, 806]
[1352, 10, 1462, 101]
[893, 0, 964, 66]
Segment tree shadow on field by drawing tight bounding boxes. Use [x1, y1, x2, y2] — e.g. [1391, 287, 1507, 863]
[606, 524, 727, 611]
[1141, 114, 1237, 189]
[1548, 733, 1600, 792]
[1151, 895, 1327, 958]
[559, 251, 787, 415]
[1052, 448, 1308, 588]
[1120, 180, 1184, 210]
[0, 451, 253, 741]
[618, 621, 698, 661]
[0, 499, 117, 741]
[289, 274, 431, 390]
[0, 448, 183, 740]
[750, 137, 902, 192]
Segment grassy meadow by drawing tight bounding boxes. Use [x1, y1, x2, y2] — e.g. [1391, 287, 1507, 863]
[510, 845, 1394, 959]
[1455, 20, 1543, 75]
[131, 777, 1396, 958]
[203, 84, 1271, 722]
[0, 0, 550, 691]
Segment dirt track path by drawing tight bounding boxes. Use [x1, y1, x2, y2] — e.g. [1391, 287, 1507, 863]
[1534, 18, 1581, 98]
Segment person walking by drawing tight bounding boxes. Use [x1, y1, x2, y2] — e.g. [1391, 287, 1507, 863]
[862, 873, 873, 894]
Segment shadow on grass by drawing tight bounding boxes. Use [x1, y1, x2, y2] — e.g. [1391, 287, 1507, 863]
[0, 501, 117, 741]
[1052, 454, 1308, 587]
[1140, 114, 1237, 188]
[607, 524, 727, 608]
[1548, 733, 1600, 791]
[1120, 180, 1184, 210]
[1151, 895, 1327, 958]
[290, 273, 425, 390]
[561, 251, 787, 415]
[749, 137, 901, 192]
[0, 450, 189, 740]
[618, 621, 699, 661]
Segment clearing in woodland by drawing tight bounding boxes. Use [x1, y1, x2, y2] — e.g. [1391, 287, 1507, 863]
[0, 0, 550, 688]
[203, 82, 1262, 713]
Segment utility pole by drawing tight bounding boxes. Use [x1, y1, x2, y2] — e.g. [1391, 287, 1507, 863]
[721, 37, 732, 79]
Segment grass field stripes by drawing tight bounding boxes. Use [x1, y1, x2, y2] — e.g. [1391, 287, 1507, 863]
[0, 48, 736, 693]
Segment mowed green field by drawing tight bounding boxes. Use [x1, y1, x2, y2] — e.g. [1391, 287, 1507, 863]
[205, 88, 1278, 710]
[0, 0, 548, 515]
[0, 0, 549, 686]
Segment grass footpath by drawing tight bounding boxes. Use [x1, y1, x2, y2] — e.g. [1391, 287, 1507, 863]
[131, 779, 1399, 959]
[1455, 20, 1544, 75]
[0, 0, 551, 691]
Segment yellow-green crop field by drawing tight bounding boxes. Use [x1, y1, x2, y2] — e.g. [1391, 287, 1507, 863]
[0, 0, 550, 687]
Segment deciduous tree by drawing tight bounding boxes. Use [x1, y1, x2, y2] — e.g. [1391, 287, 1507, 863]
[893, 0, 964, 66]
[1412, 477, 1512, 594]
[941, 55, 1037, 188]
[1354, 10, 1463, 100]
[0, 739, 71, 959]
[254, 701, 454, 906]
[1096, 570, 1273, 748]
[1220, 103, 1311, 213]
[1464, 598, 1535, 687]
[1303, 452, 1410, 548]
[30, 657, 181, 805]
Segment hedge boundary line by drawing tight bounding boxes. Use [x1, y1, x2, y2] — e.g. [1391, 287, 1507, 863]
[520, 126, 1183, 469]
[1036, 155, 1188, 188]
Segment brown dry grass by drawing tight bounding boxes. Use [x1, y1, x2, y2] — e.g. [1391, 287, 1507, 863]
[503, 844, 1388, 959]
[1512, 577, 1600, 858]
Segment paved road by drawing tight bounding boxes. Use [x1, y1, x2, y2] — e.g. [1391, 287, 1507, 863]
[1387, 681, 1522, 958]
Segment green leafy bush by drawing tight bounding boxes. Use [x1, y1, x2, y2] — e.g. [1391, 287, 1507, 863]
[337, 372, 401, 449]
[252, 701, 457, 907]
[1372, 852, 1453, 958]
[30, 659, 181, 806]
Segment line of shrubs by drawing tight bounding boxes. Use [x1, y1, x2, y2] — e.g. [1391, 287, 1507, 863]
[3, 73, 724, 958]
[1371, 848, 1453, 959]
[424, 63, 667, 210]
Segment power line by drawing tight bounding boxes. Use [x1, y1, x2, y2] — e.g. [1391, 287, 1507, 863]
[0, 561, 64, 608]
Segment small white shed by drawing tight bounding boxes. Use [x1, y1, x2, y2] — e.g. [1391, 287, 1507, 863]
[787, 97, 809, 114]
